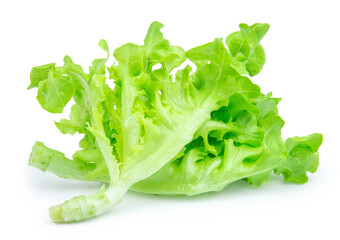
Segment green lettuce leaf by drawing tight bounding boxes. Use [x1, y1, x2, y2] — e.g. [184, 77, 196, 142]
[274, 133, 322, 183]
[28, 22, 322, 222]
[131, 88, 286, 194]
[226, 23, 269, 76]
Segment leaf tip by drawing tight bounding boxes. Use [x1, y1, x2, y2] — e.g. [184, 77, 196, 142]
[98, 39, 109, 54]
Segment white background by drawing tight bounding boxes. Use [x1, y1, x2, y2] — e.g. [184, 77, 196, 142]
[1, 0, 339, 239]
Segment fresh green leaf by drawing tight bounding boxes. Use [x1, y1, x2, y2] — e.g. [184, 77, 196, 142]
[55, 105, 89, 134]
[36, 71, 74, 113]
[274, 133, 322, 183]
[226, 23, 269, 76]
[28, 63, 55, 89]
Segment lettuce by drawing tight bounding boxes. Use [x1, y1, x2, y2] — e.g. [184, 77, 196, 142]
[28, 22, 322, 222]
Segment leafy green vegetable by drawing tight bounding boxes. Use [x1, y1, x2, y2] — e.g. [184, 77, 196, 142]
[28, 22, 322, 222]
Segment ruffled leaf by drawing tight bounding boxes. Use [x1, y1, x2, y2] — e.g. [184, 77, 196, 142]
[274, 133, 322, 183]
[226, 23, 269, 76]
